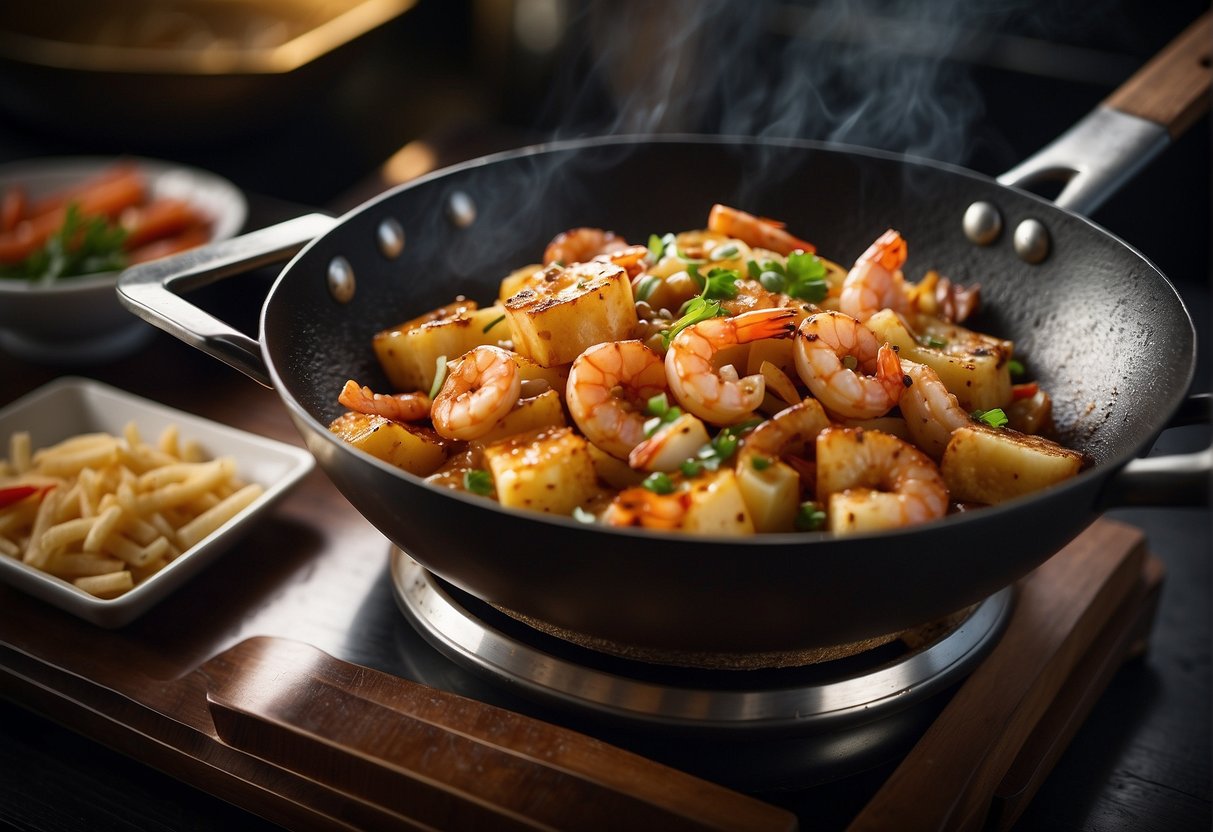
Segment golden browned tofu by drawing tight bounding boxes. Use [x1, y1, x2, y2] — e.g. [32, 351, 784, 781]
[373, 300, 509, 393]
[503, 260, 638, 367]
[482, 426, 598, 514]
[329, 412, 448, 476]
[866, 308, 1012, 411]
[941, 424, 1086, 504]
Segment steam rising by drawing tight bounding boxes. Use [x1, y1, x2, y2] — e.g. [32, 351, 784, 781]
[544, 0, 1067, 167]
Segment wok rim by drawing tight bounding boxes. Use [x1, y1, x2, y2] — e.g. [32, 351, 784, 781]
[261, 133, 1198, 548]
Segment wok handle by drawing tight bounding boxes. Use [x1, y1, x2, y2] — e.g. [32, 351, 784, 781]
[1101, 393, 1212, 508]
[116, 213, 338, 388]
[997, 12, 1210, 215]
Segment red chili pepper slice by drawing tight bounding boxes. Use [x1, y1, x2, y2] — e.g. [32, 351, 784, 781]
[1011, 382, 1040, 400]
[0, 484, 42, 509]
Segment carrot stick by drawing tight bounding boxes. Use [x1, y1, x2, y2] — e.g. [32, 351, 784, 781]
[120, 198, 206, 251]
[27, 164, 142, 216]
[2, 186, 27, 232]
[0, 173, 145, 264]
[126, 224, 212, 264]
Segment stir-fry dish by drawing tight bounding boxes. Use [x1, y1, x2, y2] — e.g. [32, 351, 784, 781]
[330, 204, 1087, 536]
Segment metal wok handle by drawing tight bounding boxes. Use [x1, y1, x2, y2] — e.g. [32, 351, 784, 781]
[1101, 394, 1212, 508]
[997, 12, 1210, 215]
[117, 213, 338, 387]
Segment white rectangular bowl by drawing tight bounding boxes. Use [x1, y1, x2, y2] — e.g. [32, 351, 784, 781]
[0, 377, 315, 627]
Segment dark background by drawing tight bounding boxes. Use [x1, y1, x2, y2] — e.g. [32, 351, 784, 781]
[1, 0, 1206, 377]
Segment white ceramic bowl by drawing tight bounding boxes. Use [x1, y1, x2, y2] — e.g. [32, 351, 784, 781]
[0, 377, 314, 627]
[0, 157, 246, 364]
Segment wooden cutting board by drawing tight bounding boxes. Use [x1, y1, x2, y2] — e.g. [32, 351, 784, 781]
[1, 515, 1158, 831]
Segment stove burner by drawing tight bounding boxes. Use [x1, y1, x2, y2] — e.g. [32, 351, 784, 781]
[390, 547, 1012, 736]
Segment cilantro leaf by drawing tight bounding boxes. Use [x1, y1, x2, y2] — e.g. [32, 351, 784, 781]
[660, 296, 727, 349]
[746, 253, 827, 302]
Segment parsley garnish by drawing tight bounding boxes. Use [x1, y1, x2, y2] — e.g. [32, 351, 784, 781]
[972, 408, 1009, 428]
[464, 469, 494, 496]
[659, 263, 741, 348]
[746, 251, 828, 302]
[0, 202, 128, 282]
[795, 501, 828, 531]
[689, 264, 741, 300]
[660, 295, 728, 349]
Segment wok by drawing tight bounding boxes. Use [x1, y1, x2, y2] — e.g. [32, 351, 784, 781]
[119, 15, 1210, 656]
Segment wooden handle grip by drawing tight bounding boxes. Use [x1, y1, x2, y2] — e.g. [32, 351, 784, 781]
[204, 637, 797, 832]
[1104, 11, 1212, 138]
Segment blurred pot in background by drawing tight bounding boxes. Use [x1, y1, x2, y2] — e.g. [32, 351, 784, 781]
[0, 0, 417, 145]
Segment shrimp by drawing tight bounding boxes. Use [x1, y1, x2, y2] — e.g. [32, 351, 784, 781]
[338, 380, 431, 422]
[543, 227, 628, 266]
[567, 340, 669, 459]
[838, 229, 911, 322]
[665, 308, 798, 425]
[431, 345, 522, 440]
[815, 426, 948, 534]
[898, 360, 971, 459]
[603, 486, 690, 530]
[707, 204, 816, 255]
[741, 398, 831, 465]
[794, 310, 906, 420]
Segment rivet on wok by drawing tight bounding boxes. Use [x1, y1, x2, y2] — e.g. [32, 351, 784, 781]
[963, 201, 1002, 246]
[1013, 219, 1050, 264]
[377, 218, 405, 259]
[327, 256, 356, 304]
[446, 191, 476, 228]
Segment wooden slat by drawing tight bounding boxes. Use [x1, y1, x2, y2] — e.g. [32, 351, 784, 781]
[205, 637, 798, 832]
[1104, 12, 1211, 137]
[847, 519, 1148, 832]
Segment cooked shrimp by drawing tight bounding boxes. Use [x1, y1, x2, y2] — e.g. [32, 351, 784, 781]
[602, 486, 690, 530]
[338, 380, 432, 422]
[741, 398, 831, 464]
[543, 227, 628, 266]
[432, 345, 522, 440]
[665, 308, 798, 425]
[707, 204, 816, 255]
[597, 244, 649, 279]
[838, 229, 911, 323]
[815, 426, 948, 534]
[567, 340, 668, 459]
[898, 360, 971, 459]
[794, 311, 905, 420]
